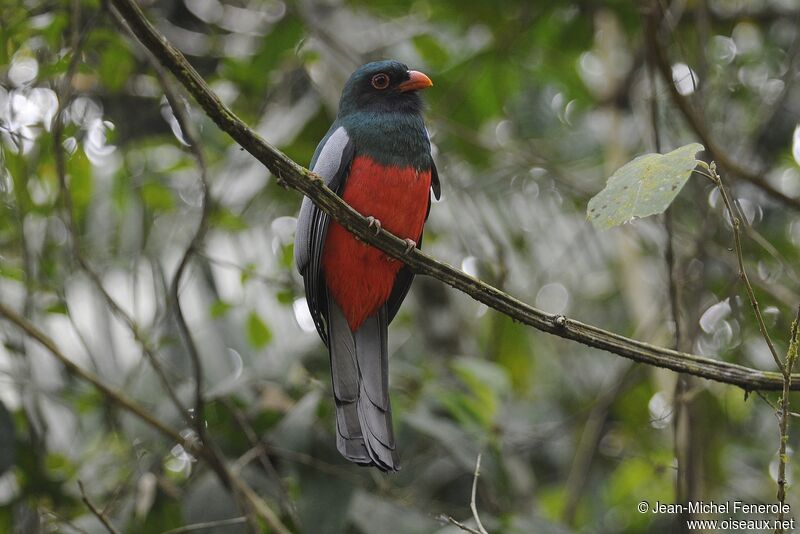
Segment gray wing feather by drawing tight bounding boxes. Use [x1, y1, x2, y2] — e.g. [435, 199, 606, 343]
[294, 125, 354, 344]
[294, 125, 352, 273]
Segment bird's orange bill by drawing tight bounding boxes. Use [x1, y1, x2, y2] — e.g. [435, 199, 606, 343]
[399, 70, 433, 92]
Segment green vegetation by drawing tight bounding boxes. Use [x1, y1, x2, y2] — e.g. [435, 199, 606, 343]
[1, 1, 800, 533]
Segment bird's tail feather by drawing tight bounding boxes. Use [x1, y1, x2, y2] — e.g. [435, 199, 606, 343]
[327, 295, 398, 471]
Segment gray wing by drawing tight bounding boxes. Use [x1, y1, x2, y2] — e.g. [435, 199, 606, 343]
[386, 162, 440, 323]
[294, 125, 355, 344]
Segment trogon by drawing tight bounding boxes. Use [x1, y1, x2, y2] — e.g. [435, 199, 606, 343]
[294, 60, 440, 471]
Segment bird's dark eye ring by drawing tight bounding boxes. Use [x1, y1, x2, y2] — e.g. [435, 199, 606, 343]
[371, 73, 390, 90]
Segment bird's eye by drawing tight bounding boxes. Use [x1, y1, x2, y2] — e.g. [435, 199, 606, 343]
[371, 73, 390, 90]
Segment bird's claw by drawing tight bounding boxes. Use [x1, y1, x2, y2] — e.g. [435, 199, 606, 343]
[366, 216, 382, 235]
[402, 238, 416, 255]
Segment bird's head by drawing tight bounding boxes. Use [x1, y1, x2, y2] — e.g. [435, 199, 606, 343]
[338, 60, 433, 117]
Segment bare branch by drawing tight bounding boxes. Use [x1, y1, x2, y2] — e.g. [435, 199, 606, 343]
[775, 304, 800, 532]
[563, 365, 636, 524]
[702, 162, 784, 374]
[223, 399, 300, 525]
[78, 481, 122, 534]
[470, 454, 490, 534]
[161, 517, 247, 534]
[439, 514, 483, 534]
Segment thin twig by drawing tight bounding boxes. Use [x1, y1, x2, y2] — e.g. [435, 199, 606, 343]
[436, 453, 490, 534]
[756, 390, 781, 417]
[223, 398, 300, 525]
[107, 0, 800, 392]
[775, 304, 800, 533]
[439, 514, 483, 534]
[161, 517, 247, 534]
[78, 481, 122, 534]
[156, 55, 211, 437]
[470, 453, 490, 534]
[701, 161, 785, 374]
[562, 364, 636, 525]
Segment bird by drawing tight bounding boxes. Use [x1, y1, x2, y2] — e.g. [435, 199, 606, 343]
[294, 60, 440, 471]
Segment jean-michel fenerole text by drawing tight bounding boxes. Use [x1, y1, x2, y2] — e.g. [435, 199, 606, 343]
[651, 501, 791, 515]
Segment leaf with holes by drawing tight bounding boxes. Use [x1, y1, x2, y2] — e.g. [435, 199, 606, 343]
[587, 143, 704, 230]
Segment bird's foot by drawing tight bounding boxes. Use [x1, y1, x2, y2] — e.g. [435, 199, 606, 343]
[366, 216, 382, 235]
[402, 238, 417, 254]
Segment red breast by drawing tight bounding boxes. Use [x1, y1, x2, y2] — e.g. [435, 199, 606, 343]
[322, 155, 432, 330]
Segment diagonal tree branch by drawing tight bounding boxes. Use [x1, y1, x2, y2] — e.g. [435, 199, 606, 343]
[109, 0, 800, 392]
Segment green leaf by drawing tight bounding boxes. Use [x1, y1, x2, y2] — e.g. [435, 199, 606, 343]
[209, 300, 233, 318]
[44, 300, 68, 315]
[276, 289, 295, 305]
[240, 262, 257, 284]
[210, 207, 248, 232]
[246, 311, 272, 349]
[99, 39, 134, 92]
[44, 452, 76, 481]
[440, 357, 509, 430]
[279, 243, 294, 269]
[141, 181, 175, 211]
[587, 143, 704, 230]
[67, 150, 93, 222]
[412, 34, 450, 69]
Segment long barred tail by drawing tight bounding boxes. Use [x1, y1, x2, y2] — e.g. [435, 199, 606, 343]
[327, 294, 398, 471]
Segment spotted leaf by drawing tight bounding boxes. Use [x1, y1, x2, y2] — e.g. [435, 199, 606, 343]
[587, 143, 704, 230]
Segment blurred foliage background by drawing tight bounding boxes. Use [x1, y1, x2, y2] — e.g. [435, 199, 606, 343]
[2, 0, 800, 532]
